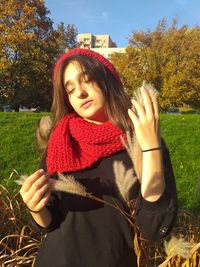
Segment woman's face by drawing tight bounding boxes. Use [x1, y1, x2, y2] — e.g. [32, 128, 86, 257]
[63, 61, 108, 124]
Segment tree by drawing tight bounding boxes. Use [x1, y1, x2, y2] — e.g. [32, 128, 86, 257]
[111, 18, 200, 109]
[112, 19, 168, 97]
[111, 47, 142, 97]
[56, 22, 78, 54]
[0, 0, 58, 110]
[160, 25, 200, 108]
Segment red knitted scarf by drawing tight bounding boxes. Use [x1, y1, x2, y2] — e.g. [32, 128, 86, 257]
[46, 113, 126, 174]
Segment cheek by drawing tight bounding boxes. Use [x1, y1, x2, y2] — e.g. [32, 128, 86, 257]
[68, 96, 76, 111]
[68, 97, 84, 116]
[97, 93, 106, 107]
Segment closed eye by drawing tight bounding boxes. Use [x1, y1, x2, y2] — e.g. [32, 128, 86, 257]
[68, 89, 75, 94]
[65, 87, 75, 94]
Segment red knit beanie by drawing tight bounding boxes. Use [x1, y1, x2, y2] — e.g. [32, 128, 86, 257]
[53, 48, 121, 83]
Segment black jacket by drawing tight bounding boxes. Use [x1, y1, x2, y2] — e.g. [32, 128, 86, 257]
[32, 141, 178, 267]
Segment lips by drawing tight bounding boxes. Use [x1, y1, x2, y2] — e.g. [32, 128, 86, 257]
[81, 100, 93, 108]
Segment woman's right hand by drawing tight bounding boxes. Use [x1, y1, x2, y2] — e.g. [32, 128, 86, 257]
[20, 169, 51, 213]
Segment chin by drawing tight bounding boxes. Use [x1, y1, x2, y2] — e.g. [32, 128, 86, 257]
[81, 109, 100, 119]
[85, 113, 108, 124]
[77, 106, 107, 122]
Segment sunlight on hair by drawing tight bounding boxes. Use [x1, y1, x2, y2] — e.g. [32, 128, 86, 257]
[36, 115, 52, 152]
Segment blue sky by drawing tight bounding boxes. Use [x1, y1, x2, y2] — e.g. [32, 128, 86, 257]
[45, 0, 200, 47]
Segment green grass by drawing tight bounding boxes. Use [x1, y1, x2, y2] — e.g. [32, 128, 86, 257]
[160, 114, 200, 214]
[0, 112, 200, 213]
[0, 112, 47, 191]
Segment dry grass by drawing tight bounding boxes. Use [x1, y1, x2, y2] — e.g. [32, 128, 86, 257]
[0, 185, 44, 267]
[1, 169, 199, 266]
[135, 209, 200, 266]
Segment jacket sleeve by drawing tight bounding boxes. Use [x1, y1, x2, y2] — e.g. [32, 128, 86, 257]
[30, 151, 64, 233]
[134, 138, 178, 241]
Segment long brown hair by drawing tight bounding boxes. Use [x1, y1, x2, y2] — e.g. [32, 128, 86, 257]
[36, 54, 142, 178]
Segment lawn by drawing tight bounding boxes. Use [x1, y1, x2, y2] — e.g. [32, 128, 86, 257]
[0, 112, 200, 213]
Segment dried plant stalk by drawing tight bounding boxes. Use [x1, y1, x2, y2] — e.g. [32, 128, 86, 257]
[120, 132, 142, 182]
[15, 175, 28, 186]
[113, 160, 137, 202]
[132, 81, 158, 107]
[52, 173, 87, 197]
[164, 236, 195, 259]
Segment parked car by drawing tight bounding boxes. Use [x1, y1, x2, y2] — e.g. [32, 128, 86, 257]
[166, 108, 181, 114]
[29, 106, 40, 112]
[19, 106, 32, 112]
[19, 106, 42, 112]
[2, 105, 13, 112]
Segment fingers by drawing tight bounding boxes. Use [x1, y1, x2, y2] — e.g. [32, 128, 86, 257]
[128, 85, 161, 149]
[22, 174, 49, 202]
[131, 86, 159, 121]
[28, 186, 51, 211]
[21, 169, 45, 193]
[152, 97, 160, 120]
[128, 109, 139, 127]
[28, 173, 49, 196]
[20, 169, 51, 212]
[131, 99, 146, 122]
[33, 190, 51, 211]
[140, 86, 154, 120]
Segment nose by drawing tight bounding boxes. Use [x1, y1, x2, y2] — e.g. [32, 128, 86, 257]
[76, 83, 88, 98]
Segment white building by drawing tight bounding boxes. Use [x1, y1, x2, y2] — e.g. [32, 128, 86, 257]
[78, 33, 117, 48]
[91, 47, 125, 60]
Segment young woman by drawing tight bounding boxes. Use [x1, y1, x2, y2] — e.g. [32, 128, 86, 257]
[20, 48, 178, 267]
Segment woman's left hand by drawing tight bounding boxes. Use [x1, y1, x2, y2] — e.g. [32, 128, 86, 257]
[128, 86, 161, 150]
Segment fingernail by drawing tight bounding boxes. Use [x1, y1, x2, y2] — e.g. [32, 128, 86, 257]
[38, 169, 44, 173]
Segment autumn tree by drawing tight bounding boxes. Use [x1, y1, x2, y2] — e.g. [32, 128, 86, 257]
[111, 19, 167, 98]
[111, 18, 200, 109]
[111, 47, 142, 96]
[56, 22, 78, 54]
[160, 24, 200, 108]
[0, 0, 58, 110]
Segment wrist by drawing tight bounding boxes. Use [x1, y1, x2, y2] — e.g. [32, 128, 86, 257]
[142, 146, 162, 152]
[27, 206, 42, 214]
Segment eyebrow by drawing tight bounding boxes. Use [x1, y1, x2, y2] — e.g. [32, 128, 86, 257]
[64, 71, 88, 89]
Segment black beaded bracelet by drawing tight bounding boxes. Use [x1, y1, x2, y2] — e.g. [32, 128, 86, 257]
[142, 147, 162, 152]
[27, 207, 41, 213]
